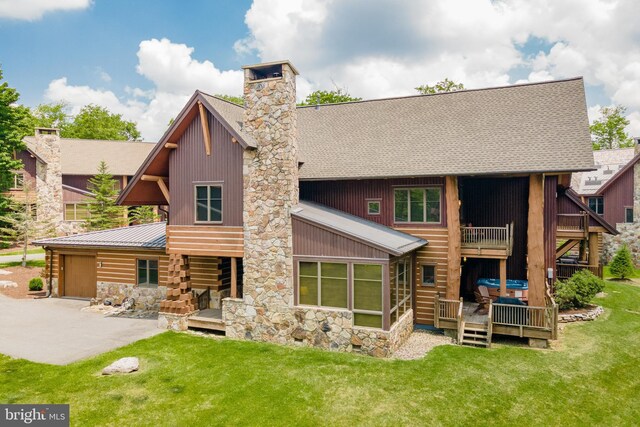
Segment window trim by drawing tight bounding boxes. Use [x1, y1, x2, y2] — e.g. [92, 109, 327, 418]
[624, 206, 634, 223]
[390, 257, 412, 327]
[136, 258, 160, 287]
[420, 263, 437, 287]
[63, 203, 91, 222]
[366, 199, 382, 216]
[393, 186, 443, 225]
[588, 196, 604, 216]
[194, 183, 224, 224]
[10, 172, 24, 190]
[297, 260, 349, 310]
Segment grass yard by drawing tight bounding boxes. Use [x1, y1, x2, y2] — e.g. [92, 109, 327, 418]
[0, 247, 45, 256]
[0, 260, 45, 269]
[1, 280, 639, 426]
[603, 265, 640, 279]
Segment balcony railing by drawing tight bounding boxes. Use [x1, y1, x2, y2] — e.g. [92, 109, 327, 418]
[434, 294, 462, 329]
[556, 263, 603, 280]
[557, 212, 589, 237]
[460, 223, 513, 255]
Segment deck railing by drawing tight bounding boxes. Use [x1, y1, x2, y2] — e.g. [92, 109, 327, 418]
[557, 263, 603, 279]
[492, 302, 557, 336]
[557, 212, 589, 236]
[460, 223, 513, 254]
[434, 294, 462, 329]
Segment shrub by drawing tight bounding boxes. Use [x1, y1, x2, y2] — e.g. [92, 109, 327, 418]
[28, 277, 43, 291]
[555, 269, 605, 310]
[609, 244, 635, 279]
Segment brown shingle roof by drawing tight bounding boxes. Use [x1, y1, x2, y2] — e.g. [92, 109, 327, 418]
[24, 137, 156, 176]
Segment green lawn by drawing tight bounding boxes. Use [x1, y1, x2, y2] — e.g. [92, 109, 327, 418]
[1, 281, 639, 426]
[0, 260, 45, 269]
[0, 248, 45, 257]
[603, 265, 640, 279]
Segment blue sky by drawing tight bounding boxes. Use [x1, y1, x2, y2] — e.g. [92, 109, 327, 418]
[1, 0, 638, 140]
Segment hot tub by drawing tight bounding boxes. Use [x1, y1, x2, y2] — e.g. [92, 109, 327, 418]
[476, 278, 528, 300]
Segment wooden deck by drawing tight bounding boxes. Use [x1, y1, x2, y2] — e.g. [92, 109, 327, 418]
[187, 308, 225, 332]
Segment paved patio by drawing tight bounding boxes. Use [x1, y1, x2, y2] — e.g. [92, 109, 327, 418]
[0, 294, 163, 365]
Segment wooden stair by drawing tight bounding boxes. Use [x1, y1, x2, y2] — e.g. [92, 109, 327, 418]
[187, 308, 225, 333]
[461, 322, 491, 347]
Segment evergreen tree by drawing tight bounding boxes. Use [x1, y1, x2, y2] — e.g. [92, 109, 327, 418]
[85, 161, 126, 231]
[129, 206, 159, 225]
[609, 244, 635, 279]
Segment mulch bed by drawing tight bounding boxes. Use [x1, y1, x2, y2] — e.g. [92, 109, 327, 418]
[0, 266, 46, 299]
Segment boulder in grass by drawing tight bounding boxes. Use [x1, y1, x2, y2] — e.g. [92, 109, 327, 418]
[102, 357, 139, 375]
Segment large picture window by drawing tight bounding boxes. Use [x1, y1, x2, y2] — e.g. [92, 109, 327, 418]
[297, 260, 385, 329]
[137, 259, 159, 287]
[64, 203, 90, 221]
[195, 184, 222, 222]
[588, 196, 604, 215]
[394, 188, 441, 223]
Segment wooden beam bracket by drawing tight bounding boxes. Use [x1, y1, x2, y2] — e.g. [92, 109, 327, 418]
[197, 101, 212, 156]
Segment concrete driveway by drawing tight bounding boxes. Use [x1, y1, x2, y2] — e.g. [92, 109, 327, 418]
[0, 295, 163, 365]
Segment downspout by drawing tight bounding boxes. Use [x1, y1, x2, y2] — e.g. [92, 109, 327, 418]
[45, 247, 53, 297]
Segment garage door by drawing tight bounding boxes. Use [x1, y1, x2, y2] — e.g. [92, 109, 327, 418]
[63, 255, 97, 298]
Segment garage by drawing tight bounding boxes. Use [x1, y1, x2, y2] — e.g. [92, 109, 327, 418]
[62, 255, 97, 298]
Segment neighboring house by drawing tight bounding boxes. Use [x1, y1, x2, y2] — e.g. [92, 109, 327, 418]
[8, 128, 156, 235]
[36, 61, 607, 355]
[571, 142, 640, 263]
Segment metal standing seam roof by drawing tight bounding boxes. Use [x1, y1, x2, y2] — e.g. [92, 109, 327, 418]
[24, 137, 157, 176]
[292, 201, 428, 256]
[34, 222, 167, 250]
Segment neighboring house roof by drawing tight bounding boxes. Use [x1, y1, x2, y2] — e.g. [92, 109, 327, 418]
[24, 136, 156, 176]
[562, 188, 618, 235]
[61, 184, 93, 196]
[571, 147, 636, 195]
[596, 150, 640, 195]
[34, 222, 166, 250]
[292, 201, 427, 256]
[201, 78, 593, 180]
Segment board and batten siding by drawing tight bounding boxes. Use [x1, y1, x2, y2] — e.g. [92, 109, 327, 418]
[601, 166, 634, 225]
[544, 175, 558, 285]
[300, 177, 448, 228]
[168, 109, 244, 226]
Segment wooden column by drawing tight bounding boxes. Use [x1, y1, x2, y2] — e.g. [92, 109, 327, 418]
[159, 254, 196, 314]
[588, 232, 599, 267]
[230, 257, 238, 298]
[499, 258, 507, 297]
[445, 176, 461, 299]
[527, 174, 545, 307]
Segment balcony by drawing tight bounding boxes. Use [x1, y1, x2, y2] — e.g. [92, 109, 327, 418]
[460, 223, 513, 259]
[557, 212, 589, 239]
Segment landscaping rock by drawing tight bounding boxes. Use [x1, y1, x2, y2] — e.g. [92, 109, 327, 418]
[558, 305, 604, 323]
[102, 357, 139, 375]
[392, 330, 454, 360]
[0, 269, 12, 275]
[0, 281, 18, 288]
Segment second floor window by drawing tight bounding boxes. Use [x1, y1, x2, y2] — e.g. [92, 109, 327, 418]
[625, 207, 634, 223]
[588, 197, 604, 216]
[394, 188, 441, 223]
[64, 203, 90, 221]
[195, 185, 222, 222]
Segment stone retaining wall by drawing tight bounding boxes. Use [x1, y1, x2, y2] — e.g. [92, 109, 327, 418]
[223, 298, 414, 357]
[558, 305, 604, 323]
[96, 281, 166, 311]
[157, 313, 189, 331]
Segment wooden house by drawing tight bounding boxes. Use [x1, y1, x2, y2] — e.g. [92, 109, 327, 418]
[36, 60, 609, 355]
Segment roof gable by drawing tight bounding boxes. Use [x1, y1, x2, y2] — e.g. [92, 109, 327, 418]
[561, 188, 618, 235]
[597, 151, 640, 195]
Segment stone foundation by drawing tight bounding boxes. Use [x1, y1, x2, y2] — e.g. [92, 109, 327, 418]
[223, 298, 414, 357]
[96, 281, 166, 311]
[157, 313, 190, 331]
[603, 223, 640, 265]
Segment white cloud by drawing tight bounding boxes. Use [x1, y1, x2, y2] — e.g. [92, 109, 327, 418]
[43, 38, 244, 140]
[0, 0, 90, 20]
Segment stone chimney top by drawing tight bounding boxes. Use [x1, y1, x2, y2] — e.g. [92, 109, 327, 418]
[35, 127, 60, 137]
[241, 60, 299, 81]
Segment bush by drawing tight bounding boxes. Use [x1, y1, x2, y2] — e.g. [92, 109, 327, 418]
[555, 269, 605, 310]
[609, 244, 635, 279]
[28, 277, 43, 291]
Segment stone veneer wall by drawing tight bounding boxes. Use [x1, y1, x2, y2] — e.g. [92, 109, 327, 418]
[223, 299, 414, 357]
[96, 282, 167, 311]
[32, 131, 64, 235]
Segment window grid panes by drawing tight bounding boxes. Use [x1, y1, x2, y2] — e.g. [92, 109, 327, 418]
[421, 265, 436, 286]
[625, 208, 634, 223]
[353, 264, 383, 328]
[588, 197, 604, 215]
[64, 203, 90, 221]
[195, 185, 222, 222]
[137, 259, 159, 287]
[394, 188, 441, 223]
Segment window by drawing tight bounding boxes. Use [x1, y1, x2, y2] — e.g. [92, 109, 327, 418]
[390, 258, 412, 326]
[137, 259, 159, 287]
[588, 197, 604, 215]
[64, 203, 90, 221]
[298, 262, 348, 308]
[625, 207, 634, 223]
[297, 260, 385, 329]
[10, 172, 24, 190]
[394, 188, 441, 223]
[195, 184, 222, 222]
[421, 264, 436, 286]
[367, 200, 381, 215]
[353, 264, 383, 328]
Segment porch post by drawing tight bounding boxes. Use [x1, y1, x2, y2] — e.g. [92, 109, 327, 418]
[231, 257, 238, 298]
[588, 232, 599, 268]
[159, 254, 196, 315]
[445, 176, 461, 299]
[527, 174, 545, 307]
[499, 258, 507, 297]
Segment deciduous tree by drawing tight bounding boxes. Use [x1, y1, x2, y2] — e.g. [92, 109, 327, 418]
[298, 89, 362, 106]
[63, 105, 141, 141]
[415, 78, 465, 94]
[590, 105, 634, 150]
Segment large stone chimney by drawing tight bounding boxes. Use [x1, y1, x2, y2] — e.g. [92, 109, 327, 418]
[240, 60, 299, 339]
[32, 128, 63, 235]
